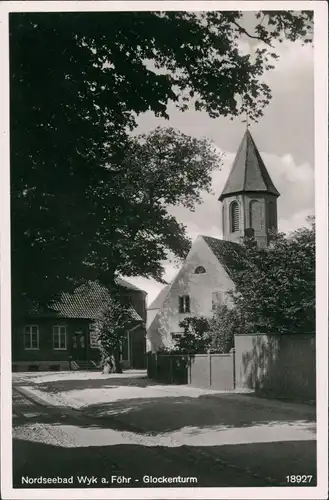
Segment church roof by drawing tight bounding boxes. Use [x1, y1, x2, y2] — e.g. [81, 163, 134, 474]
[219, 129, 280, 201]
[202, 236, 248, 279]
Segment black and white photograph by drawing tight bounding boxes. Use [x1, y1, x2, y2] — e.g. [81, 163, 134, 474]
[0, 1, 328, 499]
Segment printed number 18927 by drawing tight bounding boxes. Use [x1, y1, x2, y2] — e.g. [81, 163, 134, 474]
[286, 475, 313, 484]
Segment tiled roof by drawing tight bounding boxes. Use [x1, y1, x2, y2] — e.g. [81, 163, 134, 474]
[219, 130, 280, 201]
[202, 236, 248, 280]
[148, 284, 171, 311]
[27, 281, 143, 321]
[116, 277, 146, 293]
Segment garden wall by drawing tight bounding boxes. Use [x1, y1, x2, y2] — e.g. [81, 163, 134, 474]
[188, 353, 235, 390]
[234, 333, 316, 401]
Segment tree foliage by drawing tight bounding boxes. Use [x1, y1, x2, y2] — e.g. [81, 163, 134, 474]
[169, 308, 238, 355]
[10, 11, 313, 310]
[208, 305, 240, 352]
[230, 218, 316, 334]
[92, 287, 137, 373]
[12, 126, 221, 313]
[170, 316, 211, 354]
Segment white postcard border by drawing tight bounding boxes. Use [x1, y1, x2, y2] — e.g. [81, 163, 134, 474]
[0, 2, 327, 499]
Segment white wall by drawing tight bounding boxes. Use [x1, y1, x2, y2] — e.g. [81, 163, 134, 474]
[146, 236, 234, 352]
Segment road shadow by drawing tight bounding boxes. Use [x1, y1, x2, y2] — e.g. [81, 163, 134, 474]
[12, 438, 317, 489]
[12, 389, 316, 435]
[82, 394, 316, 431]
[12, 373, 160, 393]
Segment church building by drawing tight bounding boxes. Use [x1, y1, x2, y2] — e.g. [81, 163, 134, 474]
[146, 129, 280, 353]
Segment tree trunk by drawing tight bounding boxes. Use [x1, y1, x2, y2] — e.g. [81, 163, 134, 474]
[112, 352, 123, 374]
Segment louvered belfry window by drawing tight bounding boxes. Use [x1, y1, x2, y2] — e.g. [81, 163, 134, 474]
[249, 200, 259, 230]
[230, 201, 239, 233]
[268, 201, 276, 230]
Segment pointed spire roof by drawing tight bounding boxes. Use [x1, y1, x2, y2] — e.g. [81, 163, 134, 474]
[219, 129, 280, 201]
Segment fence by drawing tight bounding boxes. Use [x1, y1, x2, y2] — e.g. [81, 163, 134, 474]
[147, 351, 235, 390]
[147, 333, 316, 402]
[147, 353, 189, 384]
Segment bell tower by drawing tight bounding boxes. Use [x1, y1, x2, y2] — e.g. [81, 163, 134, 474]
[219, 129, 280, 248]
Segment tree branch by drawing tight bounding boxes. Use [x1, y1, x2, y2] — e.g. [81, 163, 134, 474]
[232, 21, 273, 48]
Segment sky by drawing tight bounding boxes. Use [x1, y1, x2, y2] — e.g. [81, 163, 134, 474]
[123, 25, 314, 306]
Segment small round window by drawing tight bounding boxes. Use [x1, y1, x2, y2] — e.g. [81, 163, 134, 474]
[194, 266, 206, 274]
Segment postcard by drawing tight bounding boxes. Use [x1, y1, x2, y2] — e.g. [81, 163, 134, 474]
[1, 1, 327, 499]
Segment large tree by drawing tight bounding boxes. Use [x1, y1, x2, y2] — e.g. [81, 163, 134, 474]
[10, 11, 313, 310]
[228, 217, 316, 335]
[11, 126, 221, 315]
[206, 218, 316, 347]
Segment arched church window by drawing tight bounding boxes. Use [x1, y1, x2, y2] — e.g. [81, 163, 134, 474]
[194, 266, 206, 275]
[268, 201, 276, 230]
[249, 200, 260, 229]
[222, 205, 225, 234]
[230, 201, 239, 233]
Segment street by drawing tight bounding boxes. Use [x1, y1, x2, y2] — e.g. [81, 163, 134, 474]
[12, 376, 317, 489]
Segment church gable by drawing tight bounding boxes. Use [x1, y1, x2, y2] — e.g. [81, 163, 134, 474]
[146, 236, 235, 352]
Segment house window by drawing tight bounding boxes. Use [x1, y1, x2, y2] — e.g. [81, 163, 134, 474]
[171, 332, 183, 342]
[179, 295, 190, 313]
[230, 201, 239, 233]
[194, 266, 206, 274]
[53, 325, 67, 350]
[24, 325, 39, 350]
[212, 291, 224, 310]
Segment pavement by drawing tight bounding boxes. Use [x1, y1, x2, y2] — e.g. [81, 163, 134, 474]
[12, 372, 317, 489]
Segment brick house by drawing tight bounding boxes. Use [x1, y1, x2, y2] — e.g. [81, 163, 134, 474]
[147, 129, 280, 352]
[12, 278, 147, 371]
